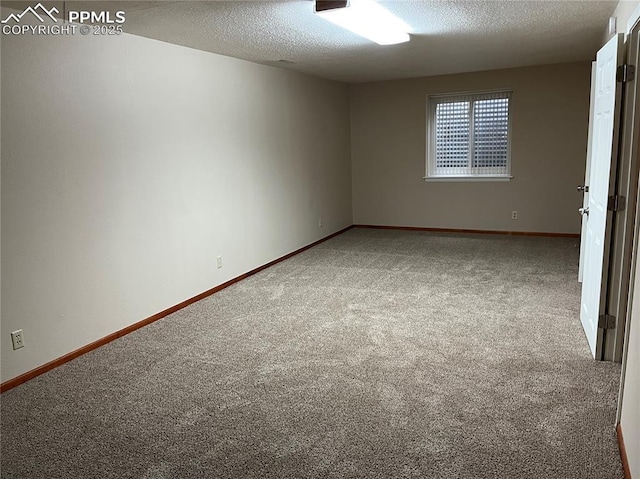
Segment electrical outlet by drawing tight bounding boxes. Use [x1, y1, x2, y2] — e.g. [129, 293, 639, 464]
[11, 330, 24, 350]
[511, 211, 518, 220]
[319, 217, 323, 228]
[216, 256, 223, 269]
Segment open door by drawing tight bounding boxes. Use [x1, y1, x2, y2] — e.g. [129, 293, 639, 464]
[580, 34, 625, 359]
[579, 62, 597, 284]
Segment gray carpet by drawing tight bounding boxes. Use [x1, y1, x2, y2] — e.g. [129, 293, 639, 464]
[1, 228, 623, 478]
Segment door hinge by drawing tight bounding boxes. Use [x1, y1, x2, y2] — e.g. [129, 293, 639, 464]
[617, 64, 636, 83]
[608, 195, 626, 212]
[598, 314, 616, 329]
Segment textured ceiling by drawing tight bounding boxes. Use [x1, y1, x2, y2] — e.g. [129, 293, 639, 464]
[37, 1, 623, 82]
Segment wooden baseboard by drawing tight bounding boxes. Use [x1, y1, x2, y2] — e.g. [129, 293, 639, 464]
[354, 224, 580, 238]
[0, 226, 353, 393]
[618, 424, 632, 479]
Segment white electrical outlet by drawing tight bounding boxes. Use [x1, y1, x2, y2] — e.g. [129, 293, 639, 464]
[11, 330, 24, 350]
[216, 256, 223, 269]
[511, 211, 518, 220]
[319, 217, 323, 228]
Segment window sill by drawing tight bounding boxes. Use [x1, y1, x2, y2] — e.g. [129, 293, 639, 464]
[423, 175, 513, 182]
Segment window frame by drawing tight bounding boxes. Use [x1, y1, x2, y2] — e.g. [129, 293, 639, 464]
[425, 90, 514, 182]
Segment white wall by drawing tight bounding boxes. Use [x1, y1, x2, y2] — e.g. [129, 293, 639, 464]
[621, 288, 639, 475]
[611, 2, 640, 476]
[602, 0, 640, 43]
[1, 29, 352, 383]
[350, 63, 591, 234]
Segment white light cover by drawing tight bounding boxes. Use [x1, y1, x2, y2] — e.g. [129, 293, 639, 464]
[316, 0, 410, 45]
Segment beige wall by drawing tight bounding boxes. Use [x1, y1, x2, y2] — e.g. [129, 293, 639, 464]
[1, 28, 352, 383]
[350, 63, 591, 233]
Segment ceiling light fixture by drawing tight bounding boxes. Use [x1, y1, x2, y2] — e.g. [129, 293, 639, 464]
[314, 0, 410, 46]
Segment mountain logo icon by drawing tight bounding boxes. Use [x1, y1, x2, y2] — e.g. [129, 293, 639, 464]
[1, 3, 59, 24]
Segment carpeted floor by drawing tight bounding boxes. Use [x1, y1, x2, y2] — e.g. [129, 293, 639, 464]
[1, 228, 623, 478]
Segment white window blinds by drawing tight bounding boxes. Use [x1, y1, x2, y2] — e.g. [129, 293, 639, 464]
[427, 91, 512, 178]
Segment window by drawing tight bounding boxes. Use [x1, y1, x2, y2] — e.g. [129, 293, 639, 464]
[426, 91, 512, 180]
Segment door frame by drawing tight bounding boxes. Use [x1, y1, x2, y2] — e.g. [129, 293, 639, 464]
[603, 9, 640, 363]
[617, 4, 640, 419]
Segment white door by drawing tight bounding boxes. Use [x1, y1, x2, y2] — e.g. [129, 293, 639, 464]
[580, 34, 624, 359]
[579, 61, 597, 283]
